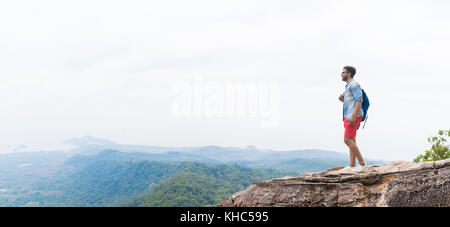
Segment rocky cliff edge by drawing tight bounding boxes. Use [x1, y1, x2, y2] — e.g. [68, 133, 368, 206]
[217, 159, 450, 207]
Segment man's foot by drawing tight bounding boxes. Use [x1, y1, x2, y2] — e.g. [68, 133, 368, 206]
[351, 164, 365, 172]
[340, 165, 355, 172]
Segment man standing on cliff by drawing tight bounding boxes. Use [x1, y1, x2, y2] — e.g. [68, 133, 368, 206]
[339, 66, 366, 172]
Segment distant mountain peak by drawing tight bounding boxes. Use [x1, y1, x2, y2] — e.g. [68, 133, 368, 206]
[64, 136, 117, 147]
[98, 149, 121, 155]
[245, 145, 257, 150]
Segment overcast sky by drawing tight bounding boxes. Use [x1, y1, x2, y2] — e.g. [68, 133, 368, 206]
[0, 0, 449, 161]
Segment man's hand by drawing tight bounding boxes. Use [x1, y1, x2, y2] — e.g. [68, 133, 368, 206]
[349, 115, 356, 125]
[339, 94, 344, 102]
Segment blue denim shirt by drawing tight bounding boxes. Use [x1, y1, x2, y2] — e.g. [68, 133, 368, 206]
[343, 79, 364, 121]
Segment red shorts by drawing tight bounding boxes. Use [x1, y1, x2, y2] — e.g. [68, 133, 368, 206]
[344, 116, 363, 138]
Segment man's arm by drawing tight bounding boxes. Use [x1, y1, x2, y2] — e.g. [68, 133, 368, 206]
[349, 82, 363, 125]
[349, 101, 362, 125]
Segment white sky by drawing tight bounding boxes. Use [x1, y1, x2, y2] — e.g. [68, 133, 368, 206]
[0, 0, 449, 161]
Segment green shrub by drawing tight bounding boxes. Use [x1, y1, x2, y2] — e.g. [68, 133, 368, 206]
[414, 130, 450, 163]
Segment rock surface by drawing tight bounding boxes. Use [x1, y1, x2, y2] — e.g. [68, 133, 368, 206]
[217, 159, 450, 207]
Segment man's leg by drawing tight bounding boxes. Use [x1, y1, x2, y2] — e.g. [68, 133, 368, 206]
[351, 137, 365, 166]
[344, 137, 356, 167]
[343, 116, 365, 167]
[344, 137, 365, 167]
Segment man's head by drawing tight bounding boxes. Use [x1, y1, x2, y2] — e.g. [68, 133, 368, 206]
[341, 66, 356, 82]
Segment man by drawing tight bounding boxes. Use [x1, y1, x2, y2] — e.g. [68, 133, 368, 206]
[338, 66, 366, 172]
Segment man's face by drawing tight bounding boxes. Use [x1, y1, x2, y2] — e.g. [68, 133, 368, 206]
[341, 69, 350, 81]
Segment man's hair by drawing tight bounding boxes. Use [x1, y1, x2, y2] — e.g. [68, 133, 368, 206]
[343, 66, 356, 78]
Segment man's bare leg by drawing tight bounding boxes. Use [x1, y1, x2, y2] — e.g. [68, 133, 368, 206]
[345, 137, 365, 167]
[351, 137, 366, 166]
[344, 137, 357, 167]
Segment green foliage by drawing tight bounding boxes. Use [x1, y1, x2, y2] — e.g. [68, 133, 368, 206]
[122, 162, 285, 207]
[414, 130, 450, 163]
[16, 160, 284, 207]
[29, 160, 180, 206]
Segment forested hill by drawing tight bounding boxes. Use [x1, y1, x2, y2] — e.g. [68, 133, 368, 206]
[22, 159, 285, 207]
[122, 162, 284, 207]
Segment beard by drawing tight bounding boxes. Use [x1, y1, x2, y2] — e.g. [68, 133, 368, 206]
[342, 75, 348, 81]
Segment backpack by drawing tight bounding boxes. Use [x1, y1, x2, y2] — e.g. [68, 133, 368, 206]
[359, 89, 370, 129]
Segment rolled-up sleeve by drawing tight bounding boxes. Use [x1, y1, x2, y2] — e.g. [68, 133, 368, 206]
[350, 82, 363, 102]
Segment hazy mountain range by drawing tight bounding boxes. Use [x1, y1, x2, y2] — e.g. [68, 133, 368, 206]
[0, 136, 390, 206]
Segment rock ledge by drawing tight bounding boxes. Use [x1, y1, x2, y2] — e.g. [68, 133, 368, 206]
[217, 159, 450, 207]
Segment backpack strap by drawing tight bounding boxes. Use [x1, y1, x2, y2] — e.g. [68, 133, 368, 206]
[357, 111, 369, 130]
[362, 112, 368, 129]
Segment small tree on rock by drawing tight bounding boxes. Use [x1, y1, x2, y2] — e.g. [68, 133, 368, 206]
[414, 129, 450, 163]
